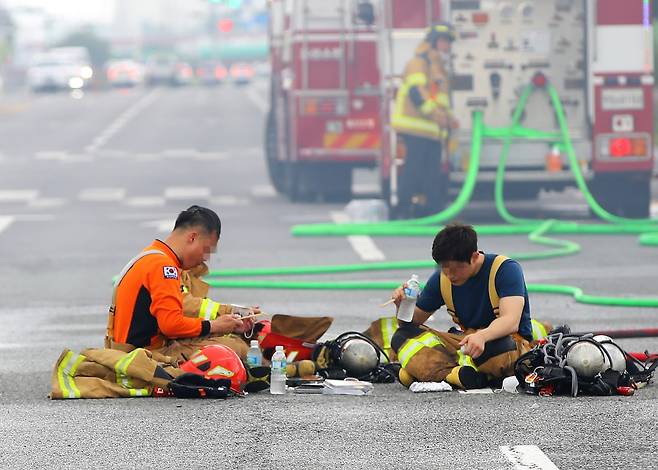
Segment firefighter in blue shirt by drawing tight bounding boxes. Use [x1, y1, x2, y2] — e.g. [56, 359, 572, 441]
[389, 223, 549, 389]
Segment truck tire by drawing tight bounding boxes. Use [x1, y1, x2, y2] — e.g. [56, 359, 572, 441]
[590, 172, 650, 219]
[265, 109, 286, 194]
[319, 166, 352, 203]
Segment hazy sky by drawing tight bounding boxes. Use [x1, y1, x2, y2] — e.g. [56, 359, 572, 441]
[4, 0, 116, 23]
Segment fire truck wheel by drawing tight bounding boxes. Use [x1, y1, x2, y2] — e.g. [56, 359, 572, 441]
[265, 109, 286, 194]
[590, 172, 650, 219]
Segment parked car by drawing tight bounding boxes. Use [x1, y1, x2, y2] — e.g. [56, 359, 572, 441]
[229, 62, 255, 85]
[105, 60, 144, 87]
[196, 61, 228, 86]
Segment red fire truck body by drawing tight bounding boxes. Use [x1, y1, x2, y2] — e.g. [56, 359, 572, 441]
[266, 0, 384, 201]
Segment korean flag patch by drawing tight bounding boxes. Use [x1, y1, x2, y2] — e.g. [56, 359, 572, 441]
[163, 266, 179, 280]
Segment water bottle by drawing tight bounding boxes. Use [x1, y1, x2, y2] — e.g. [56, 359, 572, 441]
[397, 274, 420, 322]
[270, 345, 287, 395]
[246, 340, 263, 367]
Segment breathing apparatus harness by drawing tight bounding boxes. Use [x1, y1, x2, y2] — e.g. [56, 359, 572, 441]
[313, 331, 399, 383]
[515, 332, 657, 397]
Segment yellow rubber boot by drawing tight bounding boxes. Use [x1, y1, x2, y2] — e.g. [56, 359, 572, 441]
[398, 367, 415, 388]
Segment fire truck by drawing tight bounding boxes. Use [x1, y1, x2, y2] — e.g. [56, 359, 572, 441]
[377, 0, 655, 217]
[265, 0, 384, 202]
[267, 1, 654, 216]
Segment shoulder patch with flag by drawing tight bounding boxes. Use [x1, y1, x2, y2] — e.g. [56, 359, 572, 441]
[163, 266, 178, 280]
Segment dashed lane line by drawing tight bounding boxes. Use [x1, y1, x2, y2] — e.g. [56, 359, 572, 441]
[0, 216, 14, 235]
[500, 445, 560, 470]
[0, 190, 39, 203]
[331, 211, 386, 261]
[84, 88, 161, 154]
[164, 186, 211, 200]
[244, 86, 268, 114]
[78, 187, 126, 202]
[124, 196, 166, 207]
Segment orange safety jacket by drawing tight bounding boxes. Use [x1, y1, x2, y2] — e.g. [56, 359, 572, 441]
[111, 240, 210, 349]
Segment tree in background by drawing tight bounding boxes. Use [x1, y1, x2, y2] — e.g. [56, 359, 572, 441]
[57, 28, 110, 67]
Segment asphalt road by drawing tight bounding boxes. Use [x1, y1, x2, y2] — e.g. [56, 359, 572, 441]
[0, 81, 657, 470]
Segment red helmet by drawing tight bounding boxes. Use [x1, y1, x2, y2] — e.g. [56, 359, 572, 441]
[180, 345, 247, 395]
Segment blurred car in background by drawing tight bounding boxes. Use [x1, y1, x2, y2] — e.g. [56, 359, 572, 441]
[171, 62, 194, 86]
[27, 53, 94, 92]
[229, 62, 254, 85]
[195, 60, 228, 86]
[253, 61, 271, 78]
[145, 55, 194, 86]
[105, 60, 144, 88]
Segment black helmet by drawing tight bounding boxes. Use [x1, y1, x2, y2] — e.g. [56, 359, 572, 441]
[426, 22, 456, 45]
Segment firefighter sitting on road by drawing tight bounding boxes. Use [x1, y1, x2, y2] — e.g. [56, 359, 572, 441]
[392, 22, 458, 219]
[105, 205, 253, 363]
[388, 223, 550, 389]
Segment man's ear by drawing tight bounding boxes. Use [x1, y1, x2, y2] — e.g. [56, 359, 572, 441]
[470, 251, 479, 264]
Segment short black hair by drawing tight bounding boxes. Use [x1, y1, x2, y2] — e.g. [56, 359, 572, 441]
[431, 223, 478, 264]
[173, 205, 221, 237]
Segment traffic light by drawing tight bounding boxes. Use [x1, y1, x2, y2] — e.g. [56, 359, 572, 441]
[217, 18, 234, 33]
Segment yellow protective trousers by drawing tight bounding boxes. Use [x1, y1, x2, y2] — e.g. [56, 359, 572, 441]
[392, 324, 533, 384]
[50, 348, 181, 399]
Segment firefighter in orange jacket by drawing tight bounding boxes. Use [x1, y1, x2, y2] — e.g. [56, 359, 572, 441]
[391, 22, 458, 219]
[105, 205, 251, 361]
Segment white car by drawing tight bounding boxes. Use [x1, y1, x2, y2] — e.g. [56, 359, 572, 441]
[106, 60, 144, 87]
[27, 57, 93, 92]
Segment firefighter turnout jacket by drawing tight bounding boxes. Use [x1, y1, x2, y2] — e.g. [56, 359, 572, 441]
[106, 240, 211, 351]
[391, 41, 452, 141]
[181, 262, 233, 321]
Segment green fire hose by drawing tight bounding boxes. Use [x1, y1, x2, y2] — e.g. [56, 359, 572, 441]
[205, 82, 658, 309]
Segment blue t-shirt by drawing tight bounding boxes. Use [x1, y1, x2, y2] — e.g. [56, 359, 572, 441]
[416, 253, 533, 340]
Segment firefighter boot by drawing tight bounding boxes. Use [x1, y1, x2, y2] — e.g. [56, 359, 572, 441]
[445, 365, 489, 390]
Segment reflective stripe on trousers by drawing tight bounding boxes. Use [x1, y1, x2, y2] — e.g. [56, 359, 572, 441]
[531, 319, 548, 341]
[57, 351, 86, 399]
[114, 349, 149, 397]
[398, 331, 444, 368]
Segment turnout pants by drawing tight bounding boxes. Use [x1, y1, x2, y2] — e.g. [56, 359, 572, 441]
[392, 323, 532, 384]
[397, 133, 447, 218]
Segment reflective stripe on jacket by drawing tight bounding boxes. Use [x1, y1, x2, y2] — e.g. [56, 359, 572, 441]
[391, 41, 451, 141]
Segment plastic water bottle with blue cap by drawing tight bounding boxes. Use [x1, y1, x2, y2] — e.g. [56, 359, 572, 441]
[397, 274, 420, 322]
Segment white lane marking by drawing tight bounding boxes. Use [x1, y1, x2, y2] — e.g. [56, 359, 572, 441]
[244, 86, 268, 114]
[331, 211, 386, 261]
[0, 216, 14, 234]
[34, 151, 68, 160]
[141, 218, 176, 233]
[124, 197, 166, 207]
[251, 184, 277, 198]
[161, 148, 199, 157]
[651, 200, 658, 217]
[500, 445, 560, 470]
[0, 190, 39, 203]
[164, 186, 211, 200]
[85, 88, 161, 153]
[28, 198, 68, 208]
[209, 195, 250, 206]
[78, 187, 126, 202]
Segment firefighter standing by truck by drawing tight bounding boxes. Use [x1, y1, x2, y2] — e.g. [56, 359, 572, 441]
[391, 22, 458, 219]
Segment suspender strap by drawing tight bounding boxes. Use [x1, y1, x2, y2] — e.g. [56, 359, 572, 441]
[104, 250, 166, 349]
[439, 254, 510, 327]
[439, 272, 462, 329]
[488, 255, 509, 317]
